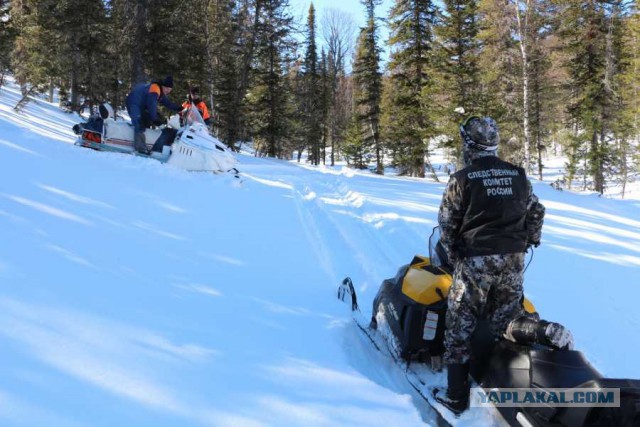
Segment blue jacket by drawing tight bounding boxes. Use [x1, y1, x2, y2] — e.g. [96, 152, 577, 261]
[126, 82, 181, 122]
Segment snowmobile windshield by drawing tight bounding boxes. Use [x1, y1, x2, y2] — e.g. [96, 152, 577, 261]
[183, 105, 207, 127]
[428, 227, 452, 273]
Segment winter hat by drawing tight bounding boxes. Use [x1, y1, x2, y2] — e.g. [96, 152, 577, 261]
[162, 75, 174, 88]
[460, 116, 499, 151]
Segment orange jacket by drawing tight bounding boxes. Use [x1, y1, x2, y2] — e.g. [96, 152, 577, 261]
[182, 100, 210, 121]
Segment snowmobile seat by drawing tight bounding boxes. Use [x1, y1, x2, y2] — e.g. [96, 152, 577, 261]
[530, 349, 603, 389]
[479, 342, 603, 391]
[151, 128, 178, 152]
[477, 339, 640, 427]
[580, 378, 640, 427]
[103, 119, 162, 147]
[543, 378, 640, 427]
[475, 339, 532, 388]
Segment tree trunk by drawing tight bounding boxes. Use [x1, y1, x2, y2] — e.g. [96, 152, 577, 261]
[425, 148, 438, 182]
[331, 132, 335, 166]
[229, 0, 262, 147]
[131, 0, 147, 85]
[70, 31, 81, 111]
[48, 78, 54, 103]
[514, 0, 531, 172]
[14, 86, 37, 111]
[371, 120, 383, 174]
[536, 132, 543, 181]
[203, 0, 218, 137]
[596, 126, 605, 195]
[566, 122, 576, 189]
[588, 126, 599, 191]
[620, 139, 627, 199]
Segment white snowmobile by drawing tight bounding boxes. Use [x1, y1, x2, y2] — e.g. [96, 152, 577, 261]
[73, 103, 238, 174]
[338, 228, 640, 427]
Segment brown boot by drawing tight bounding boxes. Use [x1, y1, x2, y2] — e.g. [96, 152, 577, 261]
[133, 132, 150, 155]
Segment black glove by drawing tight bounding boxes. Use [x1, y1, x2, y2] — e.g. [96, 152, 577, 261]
[152, 114, 166, 126]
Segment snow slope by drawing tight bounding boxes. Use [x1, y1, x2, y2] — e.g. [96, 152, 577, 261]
[1, 80, 639, 427]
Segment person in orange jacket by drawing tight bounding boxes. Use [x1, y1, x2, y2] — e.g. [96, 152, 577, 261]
[182, 87, 211, 125]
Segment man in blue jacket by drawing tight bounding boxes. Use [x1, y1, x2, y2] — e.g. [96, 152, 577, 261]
[126, 76, 182, 154]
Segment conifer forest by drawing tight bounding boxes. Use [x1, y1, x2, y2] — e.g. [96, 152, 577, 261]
[1, 0, 639, 195]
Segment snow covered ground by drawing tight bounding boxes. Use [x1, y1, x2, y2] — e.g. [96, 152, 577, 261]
[1, 79, 639, 427]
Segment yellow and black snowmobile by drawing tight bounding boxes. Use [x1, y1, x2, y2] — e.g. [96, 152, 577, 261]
[339, 228, 640, 427]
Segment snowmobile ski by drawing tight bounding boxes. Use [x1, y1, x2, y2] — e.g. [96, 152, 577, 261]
[338, 277, 501, 426]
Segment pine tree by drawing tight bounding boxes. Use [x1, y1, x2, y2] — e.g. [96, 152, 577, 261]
[226, 0, 266, 148]
[617, 0, 640, 197]
[129, 0, 148, 84]
[57, 0, 111, 110]
[97, 0, 146, 90]
[556, 0, 626, 194]
[0, 0, 16, 83]
[476, 0, 521, 162]
[201, 0, 240, 145]
[342, 114, 369, 169]
[352, 0, 383, 174]
[102, 0, 130, 110]
[513, 0, 533, 172]
[432, 0, 482, 155]
[385, 0, 438, 178]
[330, 72, 355, 165]
[11, 0, 64, 99]
[511, 0, 557, 177]
[246, 0, 295, 158]
[287, 54, 307, 160]
[526, 0, 559, 180]
[145, 0, 200, 92]
[319, 48, 330, 164]
[303, 3, 322, 165]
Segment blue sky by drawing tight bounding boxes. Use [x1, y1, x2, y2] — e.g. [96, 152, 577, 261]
[290, 0, 395, 65]
[290, 0, 395, 28]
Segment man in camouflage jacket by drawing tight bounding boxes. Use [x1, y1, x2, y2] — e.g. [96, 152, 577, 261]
[433, 117, 545, 414]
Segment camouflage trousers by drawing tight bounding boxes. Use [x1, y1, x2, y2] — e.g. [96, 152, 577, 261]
[443, 253, 525, 364]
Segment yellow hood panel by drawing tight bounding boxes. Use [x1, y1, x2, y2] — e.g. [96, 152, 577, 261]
[401, 256, 536, 314]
